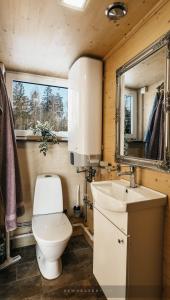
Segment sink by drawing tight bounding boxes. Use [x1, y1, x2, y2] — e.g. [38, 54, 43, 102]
[91, 179, 166, 212]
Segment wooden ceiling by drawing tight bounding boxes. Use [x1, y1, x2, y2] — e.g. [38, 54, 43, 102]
[0, 0, 161, 77]
[125, 47, 166, 89]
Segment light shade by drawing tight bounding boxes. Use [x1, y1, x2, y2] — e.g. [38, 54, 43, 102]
[105, 2, 127, 20]
[62, 0, 87, 10]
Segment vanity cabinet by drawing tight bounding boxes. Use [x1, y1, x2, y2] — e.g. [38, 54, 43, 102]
[93, 208, 127, 299]
[93, 203, 166, 300]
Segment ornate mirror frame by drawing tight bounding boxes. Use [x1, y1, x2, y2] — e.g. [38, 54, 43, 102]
[116, 31, 170, 172]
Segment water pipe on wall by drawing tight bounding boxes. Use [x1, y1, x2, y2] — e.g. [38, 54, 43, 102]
[77, 166, 95, 223]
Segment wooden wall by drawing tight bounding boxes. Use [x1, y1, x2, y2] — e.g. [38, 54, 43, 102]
[103, 1, 170, 297]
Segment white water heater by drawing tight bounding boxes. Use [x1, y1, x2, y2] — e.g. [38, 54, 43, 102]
[68, 57, 103, 167]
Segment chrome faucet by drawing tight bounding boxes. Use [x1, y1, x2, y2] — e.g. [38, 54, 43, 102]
[117, 165, 137, 188]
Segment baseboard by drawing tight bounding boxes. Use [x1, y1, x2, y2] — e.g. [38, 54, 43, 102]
[72, 223, 93, 248]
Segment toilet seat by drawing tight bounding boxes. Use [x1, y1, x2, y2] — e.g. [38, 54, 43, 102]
[32, 213, 72, 244]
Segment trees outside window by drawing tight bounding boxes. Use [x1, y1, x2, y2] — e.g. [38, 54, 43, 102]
[12, 81, 68, 132]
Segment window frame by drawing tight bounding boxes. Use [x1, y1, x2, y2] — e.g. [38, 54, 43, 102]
[124, 88, 137, 140]
[6, 71, 68, 140]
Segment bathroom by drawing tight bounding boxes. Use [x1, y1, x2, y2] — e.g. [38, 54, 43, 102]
[0, 0, 170, 299]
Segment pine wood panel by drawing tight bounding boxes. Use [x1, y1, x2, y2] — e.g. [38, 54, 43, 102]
[0, 0, 160, 77]
[103, 1, 170, 298]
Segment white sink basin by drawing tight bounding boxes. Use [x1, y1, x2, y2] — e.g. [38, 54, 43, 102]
[91, 179, 166, 212]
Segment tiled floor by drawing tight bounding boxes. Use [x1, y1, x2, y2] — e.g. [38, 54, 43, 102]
[0, 236, 106, 300]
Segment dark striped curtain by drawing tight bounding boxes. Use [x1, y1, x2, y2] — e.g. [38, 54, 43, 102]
[145, 83, 164, 160]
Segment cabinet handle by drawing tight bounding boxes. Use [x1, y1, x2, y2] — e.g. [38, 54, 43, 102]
[118, 239, 124, 244]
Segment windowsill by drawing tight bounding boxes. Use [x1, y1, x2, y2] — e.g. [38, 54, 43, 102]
[16, 135, 68, 142]
[15, 130, 68, 142]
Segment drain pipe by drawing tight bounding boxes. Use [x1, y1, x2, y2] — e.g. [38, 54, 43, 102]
[83, 173, 88, 223]
[76, 167, 88, 222]
[77, 166, 96, 223]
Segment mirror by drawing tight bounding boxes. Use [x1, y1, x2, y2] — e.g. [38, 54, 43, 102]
[116, 32, 170, 171]
[121, 47, 166, 160]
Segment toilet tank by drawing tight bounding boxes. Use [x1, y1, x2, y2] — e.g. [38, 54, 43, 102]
[33, 175, 63, 215]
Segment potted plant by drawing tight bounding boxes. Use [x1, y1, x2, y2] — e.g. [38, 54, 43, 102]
[32, 121, 59, 156]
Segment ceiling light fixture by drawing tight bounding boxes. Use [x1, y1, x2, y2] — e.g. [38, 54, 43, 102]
[61, 0, 88, 10]
[105, 2, 128, 20]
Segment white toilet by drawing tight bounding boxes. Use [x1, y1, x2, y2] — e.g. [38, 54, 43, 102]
[32, 174, 72, 280]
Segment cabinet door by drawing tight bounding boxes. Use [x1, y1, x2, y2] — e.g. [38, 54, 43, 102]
[93, 208, 128, 300]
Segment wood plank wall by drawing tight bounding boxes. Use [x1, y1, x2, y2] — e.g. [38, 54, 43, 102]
[103, 1, 170, 298]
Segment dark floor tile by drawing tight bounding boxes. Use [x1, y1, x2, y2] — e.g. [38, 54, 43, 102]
[62, 251, 79, 272]
[43, 279, 90, 299]
[0, 275, 42, 300]
[62, 242, 93, 283]
[42, 251, 93, 294]
[41, 270, 78, 294]
[18, 275, 42, 299]
[43, 288, 71, 299]
[12, 246, 36, 264]
[88, 274, 100, 286]
[0, 264, 16, 285]
[75, 247, 93, 265]
[68, 236, 90, 252]
[43, 278, 106, 300]
[62, 259, 93, 283]
[73, 265, 93, 282]
[0, 279, 22, 299]
[23, 294, 43, 300]
[16, 260, 40, 280]
[0, 236, 106, 299]
[69, 297, 99, 300]
[43, 293, 67, 299]
[73, 249, 93, 277]
[24, 295, 43, 300]
[70, 293, 107, 300]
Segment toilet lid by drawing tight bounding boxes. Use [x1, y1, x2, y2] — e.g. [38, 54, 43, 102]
[32, 213, 72, 243]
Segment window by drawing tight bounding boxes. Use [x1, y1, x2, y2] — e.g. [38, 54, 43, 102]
[6, 72, 68, 139]
[124, 95, 132, 134]
[124, 89, 137, 139]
